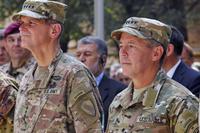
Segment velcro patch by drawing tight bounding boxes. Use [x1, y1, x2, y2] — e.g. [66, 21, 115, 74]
[81, 100, 96, 116]
[45, 88, 60, 94]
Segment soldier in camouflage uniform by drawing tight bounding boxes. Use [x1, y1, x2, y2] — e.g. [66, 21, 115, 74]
[0, 71, 18, 133]
[0, 22, 35, 84]
[12, 0, 104, 133]
[106, 17, 199, 133]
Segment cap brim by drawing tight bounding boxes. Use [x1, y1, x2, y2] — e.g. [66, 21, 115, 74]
[111, 27, 146, 40]
[12, 10, 48, 21]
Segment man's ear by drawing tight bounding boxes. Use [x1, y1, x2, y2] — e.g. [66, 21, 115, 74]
[101, 54, 107, 66]
[99, 54, 107, 66]
[166, 43, 174, 57]
[49, 23, 62, 38]
[152, 45, 164, 61]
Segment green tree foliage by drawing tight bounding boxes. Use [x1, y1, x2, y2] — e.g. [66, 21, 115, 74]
[117, 0, 200, 40]
[0, 0, 24, 18]
[61, 0, 93, 51]
[117, 0, 187, 40]
[0, 0, 199, 51]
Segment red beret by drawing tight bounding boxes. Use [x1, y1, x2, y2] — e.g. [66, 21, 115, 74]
[4, 22, 20, 38]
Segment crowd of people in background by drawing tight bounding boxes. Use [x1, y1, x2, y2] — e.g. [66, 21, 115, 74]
[0, 0, 199, 133]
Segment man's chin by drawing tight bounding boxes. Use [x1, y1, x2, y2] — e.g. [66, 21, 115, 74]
[0, 62, 6, 65]
[12, 53, 28, 59]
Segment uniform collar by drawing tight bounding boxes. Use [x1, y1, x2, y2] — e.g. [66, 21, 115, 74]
[33, 49, 63, 72]
[29, 49, 63, 88]
[49, 49, 63, 67]
[115, 69, 167, 109]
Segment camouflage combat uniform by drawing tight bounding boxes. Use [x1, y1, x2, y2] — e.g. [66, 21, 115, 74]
[0, 71, 18, 133]
[0, 58, 35, 83]
[107, 70, 199, 133]
[14, 50, 103, 133]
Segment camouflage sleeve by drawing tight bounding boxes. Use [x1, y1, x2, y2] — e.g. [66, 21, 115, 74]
[169, 96, 199, 133]
[0, 75, 18, 124]
[67, 69, 103, 133]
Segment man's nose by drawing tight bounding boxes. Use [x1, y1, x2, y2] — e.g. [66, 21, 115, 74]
[14, 38, 21, 46]
[19, 23, 27, 32]
[120, 46, 128, 56]
[79, 54, 86, 62]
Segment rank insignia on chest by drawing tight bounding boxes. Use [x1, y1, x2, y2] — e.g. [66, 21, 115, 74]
[136, 113, 167, 124]
[45, 88, 60, 94]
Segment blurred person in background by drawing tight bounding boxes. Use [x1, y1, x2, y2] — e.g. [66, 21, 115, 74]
[191, 62, 200, 72]
[0, 29, 10, 65]
[181, 42, 194, 67]
[109, 63, 121, 79]
[181, 42, 200, 72]
[110, 63, 130, 85]
[76, 36, 126, 130]
[163, 26, 200, 97]
[114, 67, 131, 85]
[0, 22, 34, 83]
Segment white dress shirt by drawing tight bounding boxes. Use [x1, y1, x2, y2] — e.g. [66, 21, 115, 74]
[167, 59, 181, 78]
[95, 72, 104, 86]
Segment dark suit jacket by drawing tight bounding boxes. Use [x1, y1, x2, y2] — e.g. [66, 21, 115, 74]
[172, 61, 200, 97]
[98, 74, 126, 130]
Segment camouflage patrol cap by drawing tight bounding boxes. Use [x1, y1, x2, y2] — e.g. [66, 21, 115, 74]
[111, 17, 172, 50]
[12, 0, 67, 24]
